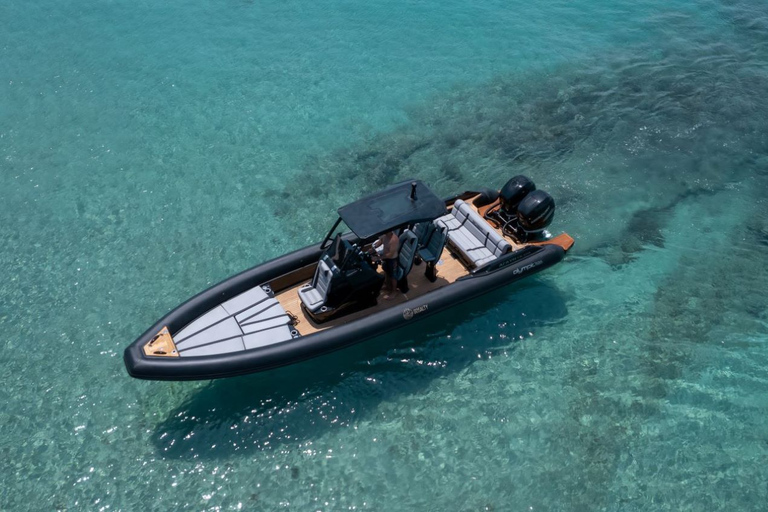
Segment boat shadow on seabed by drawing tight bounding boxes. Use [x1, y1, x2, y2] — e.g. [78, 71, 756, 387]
[151, 279, 568, 459]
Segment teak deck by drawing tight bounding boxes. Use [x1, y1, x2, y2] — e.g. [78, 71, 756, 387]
[142, 326, 179, 357]
[275, 246, 468, 335]
[272, 197, 573, 336]
[271, 197, 579, 336]
[272, 197, 534, 336]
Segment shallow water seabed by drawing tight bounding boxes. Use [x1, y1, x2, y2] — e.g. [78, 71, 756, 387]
[3, 0, 768, 510]
[137, 177, 768, 511]
[4, 102, 768, 511]
[276, 41, 768, 256]
[501, 190, 768, 510]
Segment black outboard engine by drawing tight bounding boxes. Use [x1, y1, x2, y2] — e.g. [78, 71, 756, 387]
[515, 190, 555, 240]
[499, 175, 536, 213]
[484, 175, 556, 242]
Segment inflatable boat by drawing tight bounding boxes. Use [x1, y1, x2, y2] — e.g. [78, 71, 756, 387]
[124, 176, 574, 380]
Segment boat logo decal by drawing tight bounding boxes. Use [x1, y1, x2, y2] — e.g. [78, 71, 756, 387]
[403, 304, 428, 320]
[513, 260, 543, 275]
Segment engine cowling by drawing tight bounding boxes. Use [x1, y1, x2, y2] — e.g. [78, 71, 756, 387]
[516, 190, 555, 233]
[499, 175, 536, 213]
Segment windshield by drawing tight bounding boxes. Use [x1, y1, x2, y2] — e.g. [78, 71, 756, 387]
[320, 217, 350, 249]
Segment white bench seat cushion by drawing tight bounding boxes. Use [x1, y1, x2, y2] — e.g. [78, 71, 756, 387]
[436, 199, 511, 267]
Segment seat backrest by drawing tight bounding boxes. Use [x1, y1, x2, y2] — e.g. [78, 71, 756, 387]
[394, 230, 419, 281]
[423, 224, 447, 261]
[413, 221, 440, 248]
[313, 257, 335, 300]
[412, 222, 431, 246]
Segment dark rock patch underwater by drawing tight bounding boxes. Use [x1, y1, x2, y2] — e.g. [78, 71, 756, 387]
[274, 33, 768, 264]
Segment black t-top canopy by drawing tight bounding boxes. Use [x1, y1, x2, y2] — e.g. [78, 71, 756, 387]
[338, 180, 447, 239]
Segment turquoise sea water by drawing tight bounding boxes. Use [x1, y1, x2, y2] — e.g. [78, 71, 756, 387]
[2, 0, 768, 509]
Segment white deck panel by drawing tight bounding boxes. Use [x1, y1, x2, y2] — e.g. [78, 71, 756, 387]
[235, 299, 281, 324]
[221, 286, 270, 316]
[180, 336, 245, 357]
[170, 284, 296, 356]
[174, 305, 229, 342]
[240, 315, 292, 333]
[176, 316, 243, 349]
[243, 326, 294, 350]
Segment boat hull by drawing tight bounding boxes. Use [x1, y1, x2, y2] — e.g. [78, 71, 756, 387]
[124, 242, 566, 380]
